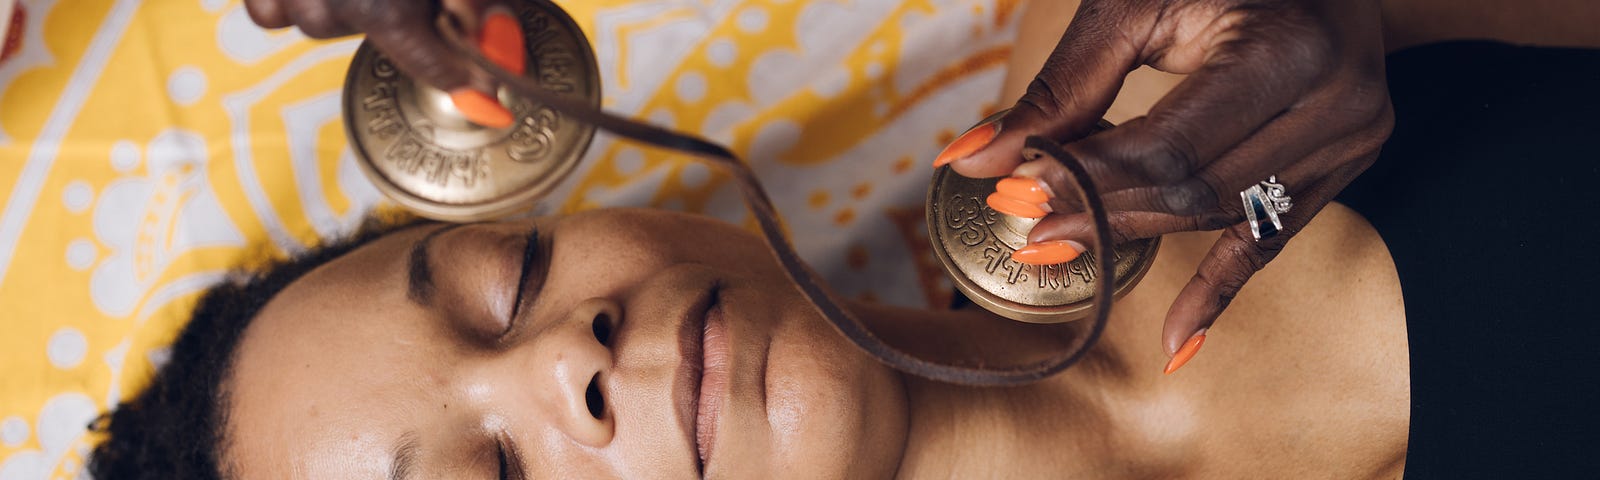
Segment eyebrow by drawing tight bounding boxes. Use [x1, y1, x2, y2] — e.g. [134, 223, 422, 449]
[388, 431, 420, 480]
[407, 223, 469, 306]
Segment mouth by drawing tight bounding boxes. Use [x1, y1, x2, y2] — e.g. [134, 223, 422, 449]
[675, 282, 727, 476]
[697, 289, 733, 474]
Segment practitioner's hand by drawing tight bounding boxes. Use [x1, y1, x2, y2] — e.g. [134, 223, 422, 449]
[244, 0, 525, 127]
[932, 0, 1395, 373]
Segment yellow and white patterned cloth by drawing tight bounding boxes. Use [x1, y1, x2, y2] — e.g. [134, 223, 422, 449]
[0, 0, 1020, 476]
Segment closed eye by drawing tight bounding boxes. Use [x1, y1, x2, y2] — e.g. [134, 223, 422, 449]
[497, 440, 510, 480]
[505, 225, 541, 336]
[496, 433, 527, 480]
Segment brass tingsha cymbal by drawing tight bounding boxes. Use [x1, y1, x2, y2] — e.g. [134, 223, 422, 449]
[342, 0, 600, 222]
[926, 129, 1160, 324]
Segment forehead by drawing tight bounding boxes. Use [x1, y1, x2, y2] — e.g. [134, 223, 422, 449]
[223, 225, 455, 477]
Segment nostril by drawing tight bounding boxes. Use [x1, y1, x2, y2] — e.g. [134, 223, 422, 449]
[585, 373, 605, 419]
[591, 312, 613, 346]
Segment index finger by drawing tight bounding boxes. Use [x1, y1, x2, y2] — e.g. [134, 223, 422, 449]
[939, 0, 1150, 178]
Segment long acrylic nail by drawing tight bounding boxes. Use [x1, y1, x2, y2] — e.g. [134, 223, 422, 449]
[479, 7, 526, 75]
[450, 88, 514, 128]
[1011, 240, 1083, 265]
[1164, 329, 1208, 375]
[986, 193, 1047, 219]
[933, 120, 999, 168]
[996, 177, 1051, 204]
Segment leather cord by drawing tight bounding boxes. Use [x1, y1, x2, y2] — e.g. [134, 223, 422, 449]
[436, 15, 1117, 386]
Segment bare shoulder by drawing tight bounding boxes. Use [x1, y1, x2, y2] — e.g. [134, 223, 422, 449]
[1216, 202, 1410, 477]
[1105, 203, 1410, 478]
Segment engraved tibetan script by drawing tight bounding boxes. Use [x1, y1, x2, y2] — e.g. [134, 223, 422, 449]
[945, 194, 996, 247]
[362, 57, 405, 139]
[384, 136, 489, 189]
[946, 192, 1107, 289]
[524, 13, 579, 94]
[507, 105, 559, 163]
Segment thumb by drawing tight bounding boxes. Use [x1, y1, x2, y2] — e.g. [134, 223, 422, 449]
[939, 1, 1145, 178]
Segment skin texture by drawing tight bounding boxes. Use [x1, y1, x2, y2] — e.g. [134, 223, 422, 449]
[241, 0, 1600, 367]
[985, 0, 1600, 362]
[227, 210, 909, 479]
[243, 0, 501, 93]
[949, 0, 1397, 361]
[221, 2, 1438, 476]
[224, 207, 1409, 479]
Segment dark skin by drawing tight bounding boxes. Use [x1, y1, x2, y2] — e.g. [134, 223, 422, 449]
[243, 0, 503, 93]
[241, 0, 1394, 361]
[243, 0, 1600, 365]
[950, 0, 1395, 358]
[990, 0, 1600, 358]
[224, 208, 1409, 478]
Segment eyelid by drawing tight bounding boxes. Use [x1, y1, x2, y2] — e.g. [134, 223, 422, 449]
[497, 433, 527, 480]
[496, 439, 510, 480]
[503, 225, 543, 340]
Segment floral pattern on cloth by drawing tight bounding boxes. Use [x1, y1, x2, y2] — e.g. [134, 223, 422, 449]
[0, 0, 1020, 476]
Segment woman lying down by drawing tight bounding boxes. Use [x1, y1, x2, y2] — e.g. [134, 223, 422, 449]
[89, 204, 1408, 478]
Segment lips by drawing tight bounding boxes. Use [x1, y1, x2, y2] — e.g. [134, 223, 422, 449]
[696, 297, 730, 470]
[675, 283, 726, 475]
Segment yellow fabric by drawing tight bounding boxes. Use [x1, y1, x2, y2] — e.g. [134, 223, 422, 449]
[0, 0, 1018, 476]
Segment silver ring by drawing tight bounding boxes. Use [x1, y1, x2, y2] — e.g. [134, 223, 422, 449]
[1241, 176, 1293, 241]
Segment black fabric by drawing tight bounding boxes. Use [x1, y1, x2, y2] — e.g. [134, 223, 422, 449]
[1338, 41, 1600, 478]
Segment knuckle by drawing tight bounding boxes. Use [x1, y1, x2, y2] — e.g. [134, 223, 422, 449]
[1159, 179, 1216, 215]
[1337, 103, 1393, 166]
[1224, 240, 1271, 278]
[1194, 264, 1247, 307]
[1334, 79, 1392, 125]
[1195, 212, 1237, 231]
[1367, 101, 1396, 139]
[1132, 125, 1197, 184]
[1021, 23, 1124, 125]
[1018, 72, 1078, 122]
[1105, 214, 1140, 244]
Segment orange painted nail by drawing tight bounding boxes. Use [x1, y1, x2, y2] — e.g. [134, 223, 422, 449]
[933, 121, 999, 167]
[1164, 329, 1208, 375]
[479, 8, 526, 75]
[1011, 240, 1082, 265]
[986, 193, 1047, 219]
[449, 88, 514, 128]
[996, 177, 1050, 204]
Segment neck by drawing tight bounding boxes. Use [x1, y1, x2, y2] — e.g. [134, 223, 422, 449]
[841, 300, 1137, 478]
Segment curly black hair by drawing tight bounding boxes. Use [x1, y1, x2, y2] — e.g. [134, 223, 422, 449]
[87, 217, 424, 479]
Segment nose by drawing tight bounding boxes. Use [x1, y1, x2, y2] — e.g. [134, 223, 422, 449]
[544, 297, 620, 446]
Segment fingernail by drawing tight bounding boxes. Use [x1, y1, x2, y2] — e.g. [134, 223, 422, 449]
[933, 120, 999, 168]
[479, 7, 526, 75]
[1011, 240, 1084, 265]
[1164, 329, 1208, 375]
[996, 177, 1051, 204]
[450, 88, 514, 128]
[986, 193, 1048, 219]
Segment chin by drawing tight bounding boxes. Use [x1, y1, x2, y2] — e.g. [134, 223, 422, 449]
[758, 302, 910, 479]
